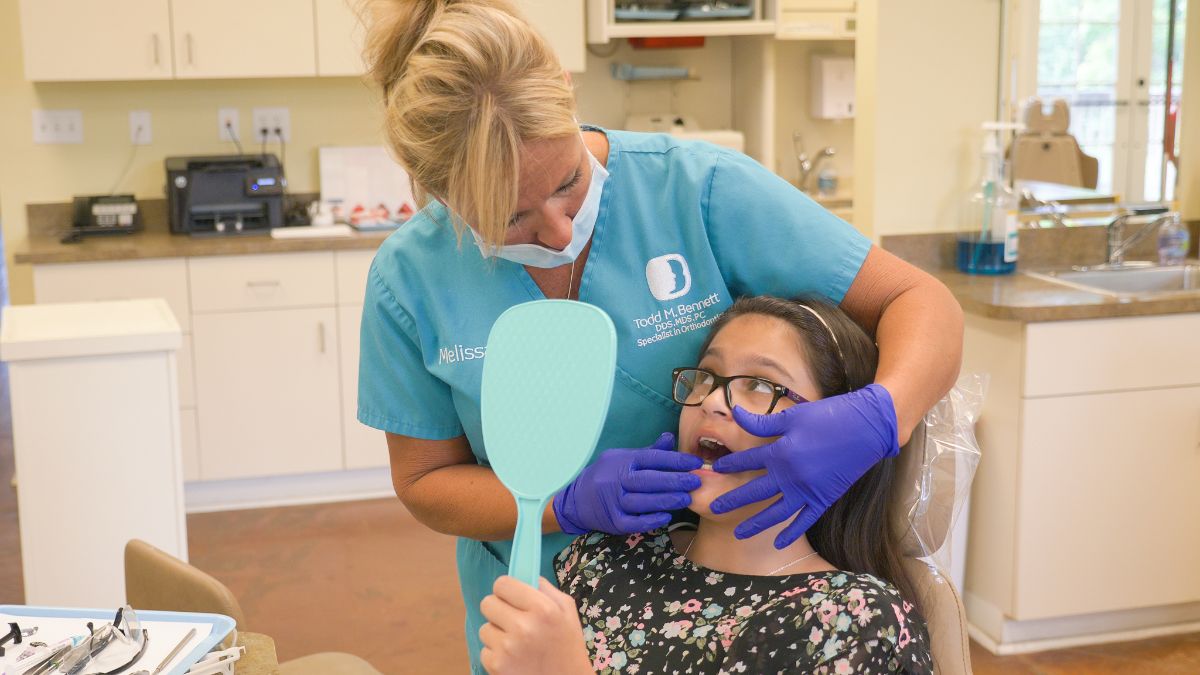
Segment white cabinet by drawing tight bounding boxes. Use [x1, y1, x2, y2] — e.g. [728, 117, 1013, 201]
[963, 312, 1200, 648]
[335, 250, 385, 469]
[18, 0, 174, 81]
[193, 307, 342, 480]
[1015, 388, 1200, 620]
[171, 0, 317, 78]
[520, 0, 586, 72]
[32, 258, 191, 332]
[315, 0, 366, 76]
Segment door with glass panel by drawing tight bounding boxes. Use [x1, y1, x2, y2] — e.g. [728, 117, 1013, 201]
[1034, 0, 1186, 202]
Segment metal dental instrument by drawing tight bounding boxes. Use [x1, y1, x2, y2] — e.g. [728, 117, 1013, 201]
[151, 628, 196, 675]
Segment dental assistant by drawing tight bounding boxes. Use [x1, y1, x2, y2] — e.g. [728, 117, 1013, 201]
[355, 1, 964, 672]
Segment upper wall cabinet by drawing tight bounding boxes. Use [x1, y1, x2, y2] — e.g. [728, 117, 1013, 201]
[20, 0, 583, 81]
[315, 0, 365, 76]
[19, 0, 174, 81]
[171, 0, 318, 78]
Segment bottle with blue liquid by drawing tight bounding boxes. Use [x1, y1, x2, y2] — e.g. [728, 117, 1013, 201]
[1157, 212, 1190, 266]
[958, 122, 1023, 275]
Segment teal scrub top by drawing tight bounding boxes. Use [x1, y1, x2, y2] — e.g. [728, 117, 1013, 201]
[357, 127, 871, 673]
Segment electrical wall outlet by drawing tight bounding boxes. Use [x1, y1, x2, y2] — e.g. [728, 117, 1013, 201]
[32, 109, 84, 144]
[129, 111, 152, 145]
[251, 107, 291, 143]
[218, 107, 240, 143]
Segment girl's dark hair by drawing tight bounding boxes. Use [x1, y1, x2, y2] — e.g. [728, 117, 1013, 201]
[697, 295, 917, 606]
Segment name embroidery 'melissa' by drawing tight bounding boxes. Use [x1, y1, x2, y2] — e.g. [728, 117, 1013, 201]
[438, 344, 486, 365]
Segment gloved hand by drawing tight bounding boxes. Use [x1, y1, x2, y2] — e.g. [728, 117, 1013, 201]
[710, 383, 900, 549]
[552, 432, 703, 536]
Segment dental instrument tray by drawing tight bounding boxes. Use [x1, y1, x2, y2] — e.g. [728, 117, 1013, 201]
[615, 4, 680, 21]
[0, 606, 236, 675]
[678, 2, 753, 19]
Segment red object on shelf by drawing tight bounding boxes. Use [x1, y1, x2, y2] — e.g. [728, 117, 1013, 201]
[628, 36, 706, 49]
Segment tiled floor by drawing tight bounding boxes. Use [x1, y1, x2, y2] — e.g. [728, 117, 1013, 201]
[1, 366, 1199, 672]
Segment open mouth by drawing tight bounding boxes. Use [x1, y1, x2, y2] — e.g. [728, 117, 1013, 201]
[695, 437, 732, 466]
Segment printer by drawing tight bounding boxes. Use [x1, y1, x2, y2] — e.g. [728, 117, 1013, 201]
[165, 155, 286, 235]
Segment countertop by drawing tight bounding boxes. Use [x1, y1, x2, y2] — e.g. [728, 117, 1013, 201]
[16, 198, 391, 265]
[882, 224, 1200, 322]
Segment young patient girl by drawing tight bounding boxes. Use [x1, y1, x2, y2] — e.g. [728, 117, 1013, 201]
[479, 296, 934, 674]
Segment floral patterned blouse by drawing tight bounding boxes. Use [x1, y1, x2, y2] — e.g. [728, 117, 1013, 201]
[554, 527, 934, 675]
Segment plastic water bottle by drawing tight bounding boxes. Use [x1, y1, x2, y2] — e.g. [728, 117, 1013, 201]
[1157, 214, 1190, 266]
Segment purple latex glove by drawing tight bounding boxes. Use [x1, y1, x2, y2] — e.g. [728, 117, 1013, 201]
[710, 383, 900, 548]
[553, 432, 703, 536]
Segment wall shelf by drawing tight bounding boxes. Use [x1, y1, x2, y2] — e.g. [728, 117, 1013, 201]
[588, 1, 778, 43]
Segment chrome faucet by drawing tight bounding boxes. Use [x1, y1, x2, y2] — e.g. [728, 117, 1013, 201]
[1106, 211, 1176, 267]
[792, 131, 835, 193]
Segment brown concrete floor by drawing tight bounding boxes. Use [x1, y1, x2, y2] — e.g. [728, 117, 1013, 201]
[1, 366, 1199, 673]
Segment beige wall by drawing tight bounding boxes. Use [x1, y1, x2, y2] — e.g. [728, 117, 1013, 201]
[854, 0, 1003, 239]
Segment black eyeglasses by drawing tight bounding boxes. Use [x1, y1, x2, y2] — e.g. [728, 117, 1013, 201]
[671, 367, 807, 415]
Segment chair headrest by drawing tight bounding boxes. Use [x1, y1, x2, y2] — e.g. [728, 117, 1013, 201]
[1021, 97, 1071, 134]
[889, 418, 960, 558]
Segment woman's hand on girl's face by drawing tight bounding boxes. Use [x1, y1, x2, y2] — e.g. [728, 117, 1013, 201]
[479, 576, 592, 675]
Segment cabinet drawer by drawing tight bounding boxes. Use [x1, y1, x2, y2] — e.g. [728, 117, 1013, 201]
[1024, 314, 1200, 396]
[189, 252, 336, 313]
[33, 259, 190, 332]
[335, 250, 376, 306]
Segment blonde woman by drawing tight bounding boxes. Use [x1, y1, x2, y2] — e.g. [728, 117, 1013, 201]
[355, 1, 963, 671]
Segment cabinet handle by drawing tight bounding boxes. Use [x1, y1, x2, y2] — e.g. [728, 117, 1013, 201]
[152, 34, 160, 66]
[245, 280, 280, 288]
[318, 322, 326, 354]
[186, 33, 194, 66]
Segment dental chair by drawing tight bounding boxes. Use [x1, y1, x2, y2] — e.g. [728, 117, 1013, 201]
[1011, 97, 1100, 189]
[890, 403, 976, 674]
[124, 539, 383, 675]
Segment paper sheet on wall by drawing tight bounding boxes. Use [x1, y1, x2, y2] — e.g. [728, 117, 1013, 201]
[0, 612, 213, 675]
[318, 146, 417, 229]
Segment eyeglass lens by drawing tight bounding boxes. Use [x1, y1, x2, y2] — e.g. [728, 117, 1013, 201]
[673, 369, 786, 414]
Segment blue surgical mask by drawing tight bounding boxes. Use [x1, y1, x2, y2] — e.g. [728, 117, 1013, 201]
[472, 147, 608, 268]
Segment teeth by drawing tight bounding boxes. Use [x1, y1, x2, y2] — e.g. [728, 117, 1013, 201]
[699, 437, 727, 451]
[701, 462, 713, 470]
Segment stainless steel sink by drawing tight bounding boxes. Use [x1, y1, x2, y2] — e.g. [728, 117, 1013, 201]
[1024, 263, 1200, 298]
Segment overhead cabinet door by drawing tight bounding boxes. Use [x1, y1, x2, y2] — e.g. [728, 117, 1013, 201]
[171, 0, 317, 78]
[19, 0, 173, 81]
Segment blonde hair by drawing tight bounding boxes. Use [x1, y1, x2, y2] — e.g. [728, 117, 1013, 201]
[361, 0, 579, 246]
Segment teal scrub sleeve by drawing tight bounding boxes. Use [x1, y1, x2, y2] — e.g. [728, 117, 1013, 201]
[702, 149, 871, 304]
[356, 265, 465, 440]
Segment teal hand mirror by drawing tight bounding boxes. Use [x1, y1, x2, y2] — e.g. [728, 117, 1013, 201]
[481, 300, 616, 587]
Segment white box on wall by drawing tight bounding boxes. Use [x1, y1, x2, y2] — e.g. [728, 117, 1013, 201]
[811, 54, 855, 119]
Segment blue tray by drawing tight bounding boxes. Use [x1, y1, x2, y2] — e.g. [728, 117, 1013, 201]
[0, 605, 235, 675]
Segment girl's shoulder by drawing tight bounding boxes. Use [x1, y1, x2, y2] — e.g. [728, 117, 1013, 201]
[554, 529, 674, 582]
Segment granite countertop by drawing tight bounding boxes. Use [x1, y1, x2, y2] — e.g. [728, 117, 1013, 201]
[15, 198, 392, 265]
[882, 223, 1200, 322]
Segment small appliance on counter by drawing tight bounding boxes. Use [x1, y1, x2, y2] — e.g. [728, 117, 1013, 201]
[62, 194, 142, 243]
[165, 155, 285, 236]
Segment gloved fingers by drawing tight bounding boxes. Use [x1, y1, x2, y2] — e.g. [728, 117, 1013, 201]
[650, 432, 677, 451]
[711, 445, 769, 474]
[630, 449, 703, 472]
[623, 469, 701, 494]
[733, 495, 796, 540]
[619, 491, 691, 514]
[616, 512, 672, 534]
[774, 504, 821, 549]
[731, 404, 804, 438]
[709, 475, 779, 514]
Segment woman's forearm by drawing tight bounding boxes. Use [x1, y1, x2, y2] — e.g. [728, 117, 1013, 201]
[397, 463, 562, 541]
[873, 277, 963, 444]
[841, 247, 964, 446]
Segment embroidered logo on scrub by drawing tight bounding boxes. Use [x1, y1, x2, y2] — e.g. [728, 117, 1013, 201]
[645, 254, 692, 301]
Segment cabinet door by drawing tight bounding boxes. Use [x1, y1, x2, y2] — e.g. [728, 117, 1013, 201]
[19, 0, 173, 81]
[1014, 387, 1200, 619]
[193, 307, 342, 480]
[315, 0, 365, 76]
[339, 305, 388, 469]
[171, 0, 317, 78]
[518, 0, 585, 72]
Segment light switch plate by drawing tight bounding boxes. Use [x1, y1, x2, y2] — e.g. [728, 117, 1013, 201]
[33, 109, 84, 144]
[129, 111, 152, 145]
